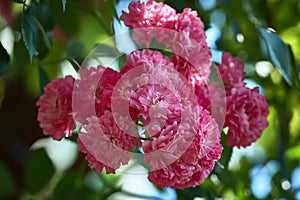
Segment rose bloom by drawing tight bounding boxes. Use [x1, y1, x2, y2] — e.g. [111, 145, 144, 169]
[225, 86, 269, 147]
[120, 0, 177, 46]
[36, 75, 76, 141]
[218, 52, 245, 91]
[120, 0, 176, 28]
[123, 49, 174, 71]
[78, 111, 141, 174]
[144, 106, 222, 189]
[73, 66, 120, 123]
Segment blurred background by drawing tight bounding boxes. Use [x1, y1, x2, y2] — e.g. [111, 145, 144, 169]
[0, 0, 300, 199]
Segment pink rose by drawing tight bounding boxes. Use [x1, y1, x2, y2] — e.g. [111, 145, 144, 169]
[37, 75, 76, 141]
[219, 52, 245, 91]
[78, 112, 141, 174]
[73, 66, 120, 123]
[145, 106, 222, 188]
[225, 86, 269, 147]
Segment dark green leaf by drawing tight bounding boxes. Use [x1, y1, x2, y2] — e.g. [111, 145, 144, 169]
[66, 40, 85, 60]
[21, 11, 39, 62]
[0, 42, 10, 76]
[26, 150, 55, 193]
[0, 161, 16, 198]
[218, 130, 233, 169]
[54, 171, 94, 200]
[257, 27, 293, 86]
[20, 0, 54, 61]
[30, 0, 54, 31]
[11, 0, 23, 3]
[62, 0, 67, 11]
[33, 16, 52, 50]
[38, 66, 49, 95]
[29, 0, 54, 59]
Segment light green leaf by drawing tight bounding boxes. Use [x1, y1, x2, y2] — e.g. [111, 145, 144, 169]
[286, 145, 300, 160]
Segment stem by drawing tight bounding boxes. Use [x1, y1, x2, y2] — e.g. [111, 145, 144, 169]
[27, 171, 64, 200]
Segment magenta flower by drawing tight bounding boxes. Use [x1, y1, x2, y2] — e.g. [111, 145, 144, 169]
[225, 86, 269, 147]
[120, 0, 176, 29]
[175, 8, 207, 44]
[123, 49, 174, 70]
[129, 84, 182, 135]
[120, 0, 177, 46]
[36, 75, 76, 141]
[144, 107, 222, 189]
[219, 52, 246, 91]
[78, 111, 141, 174]
[73, 66, 120, 123]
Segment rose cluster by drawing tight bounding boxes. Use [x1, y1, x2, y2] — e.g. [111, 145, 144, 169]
[36, 0, 269, 189]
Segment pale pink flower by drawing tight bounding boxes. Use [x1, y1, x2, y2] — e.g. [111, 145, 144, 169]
[120, 50, 188, 132]
[123, 49, 174, 71]
[144, 106, 222, 188]
[219, 52, 245, 91]
[73, 66, 120, 123]
[175, 8, 207, 44]
[170, 8, 212, 82]
[225, 86, 269, 147]
[172, 54, 210, 84]
[120, 0, 177, 46]
[78, 112, 141, 174]
[36, 76, 76, 141]
[129, 84, 181, 135]
[73, 66, 105, 123]
[120, 0, 176, 29]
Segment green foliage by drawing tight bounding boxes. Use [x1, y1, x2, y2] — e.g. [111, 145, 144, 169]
[25, 150, 55, 194]
[0, 161, 16, 198]
[21, 0, 54, 62]
[38, 66, 49, 95]
[66, 40, 85, 60]
[0, 42, 10, 76]
[21, 11, 39, 62]
[258, 27, 300, 89]
[1, 0, 300, 199]
[11, 0, 24, 3]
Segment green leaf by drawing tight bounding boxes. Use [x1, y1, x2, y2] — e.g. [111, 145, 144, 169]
[54, 171, 94, 200]
[30, 0, 54, 31]
[257, 27, 297, 87]
[288, 45, 300, 89]
[29, 0, 54, 59]
[286, 144, 300, 160]
[11, 0, 24, 3]
[0, 42, 10, 76]
[62, 0, 67, 11]
[66, 40, 85, 60]
[0, 161, 16, 198]
[21, 11, 39, 62]
[33, 16, 52, 50]
[26, 149, 55, 194]
[218, 130, 233, 169]
[38, 66, 49, 95]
